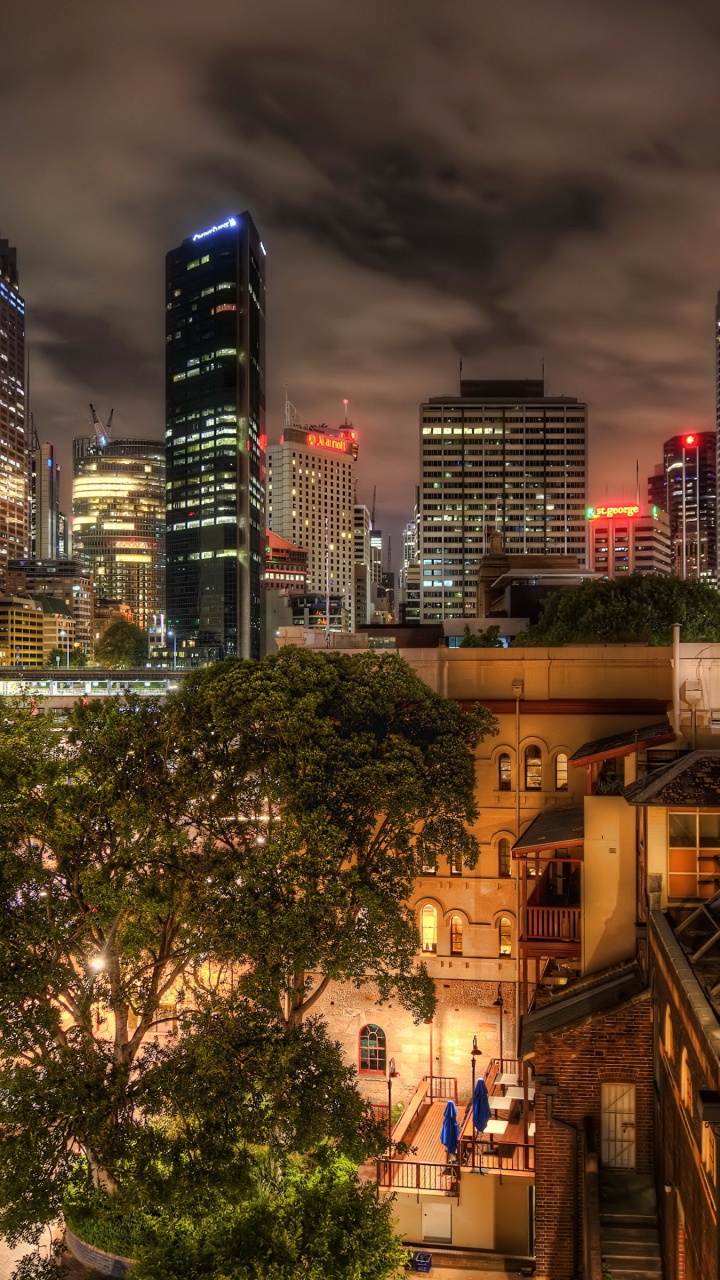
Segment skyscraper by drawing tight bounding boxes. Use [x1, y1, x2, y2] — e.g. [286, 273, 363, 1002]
[648, 431, 716, 579]
[165, 214, 266, 659]
[419, 379, 587, 621]
[0, 238, 27, 568]
[72, 437, 166, 630]
[267, 423, 357, 630]
[29, 428, 61, 560]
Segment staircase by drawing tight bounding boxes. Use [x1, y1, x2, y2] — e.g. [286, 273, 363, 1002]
[600, 1172, 663, 1279]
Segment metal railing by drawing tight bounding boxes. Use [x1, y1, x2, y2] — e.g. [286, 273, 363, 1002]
[423, 1075, 458, 1101]
[473, 1142, 535, 1173]
[525, 905, 581, 942]
[377, 1158, 459, 1192]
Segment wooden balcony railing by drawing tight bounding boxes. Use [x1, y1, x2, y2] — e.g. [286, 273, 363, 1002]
[423, 1075, 458, 1101]
[376, 1158, 459, 1192]
[525, 905, 581, 942]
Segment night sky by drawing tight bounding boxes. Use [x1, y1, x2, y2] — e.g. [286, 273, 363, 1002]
[3, 0, 720, 562]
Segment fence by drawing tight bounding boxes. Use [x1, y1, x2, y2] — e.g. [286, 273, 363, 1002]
[377, 1158, 459, 1192]
[423, 1075, 458, 1101]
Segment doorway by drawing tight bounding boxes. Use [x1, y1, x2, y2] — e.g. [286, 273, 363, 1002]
[601, 1082, 636, 1168]
[422, 1201, 452, 1243]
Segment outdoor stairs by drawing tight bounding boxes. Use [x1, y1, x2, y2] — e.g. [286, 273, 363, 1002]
[600, 1172, 663, 1280]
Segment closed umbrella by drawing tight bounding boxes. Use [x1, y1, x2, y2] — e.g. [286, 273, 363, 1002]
[440, 1098, 459, 1157]
[472, 1078, 491, 1134]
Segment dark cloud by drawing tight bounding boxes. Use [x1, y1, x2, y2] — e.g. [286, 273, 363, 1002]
[2, 0, 720, 548]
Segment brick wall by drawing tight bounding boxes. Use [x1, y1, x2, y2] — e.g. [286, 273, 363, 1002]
[653, 957, 717, 1280]
[533, 993, 653, 1280]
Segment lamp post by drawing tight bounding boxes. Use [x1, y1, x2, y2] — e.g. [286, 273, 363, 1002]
[387, 1058, 399, 1153]
[493, 986, 505, 1074]
[168, 630, 177, 670]
[470, 1035, 483, 1170]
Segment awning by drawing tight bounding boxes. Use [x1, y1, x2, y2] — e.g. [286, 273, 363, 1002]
[512, 805, 585, 855]
[570, 720, 674, 767]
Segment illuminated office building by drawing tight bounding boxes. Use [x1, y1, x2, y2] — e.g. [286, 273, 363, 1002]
[648, 431, 716, 580]
[29, 436, 61, 560]
[267, 424, 357, 631]
[0, 238, 27, 566]
[166, 213, 266, 659]
[72, 438, 165, 630]
[419, 379, 587, 620]
[586, 502, 672, 577]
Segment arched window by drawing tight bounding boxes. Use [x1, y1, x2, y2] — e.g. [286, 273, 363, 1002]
[359, 1024, 386, 1074]
[498, 838, 512, 878]
[498, 916, 512, 957]
[421, 904, 438, 953]
[498, 753, 512, 791]
[555, 753, 569, 791]
[450, 915, 463, 955]
[681, 1048, 693, 1113]
[663, 1006, 674, 1060]
[524, 746, 542, 790]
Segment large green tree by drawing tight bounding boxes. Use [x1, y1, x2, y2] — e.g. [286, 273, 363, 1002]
[93, 619, 149, 668]
[0, 650, 494, 1277]
[519, 573, 720, 646]
[171, 647, 496, 1027]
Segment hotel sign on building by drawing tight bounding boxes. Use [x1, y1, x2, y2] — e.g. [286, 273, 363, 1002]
[586, 501, 672, 577]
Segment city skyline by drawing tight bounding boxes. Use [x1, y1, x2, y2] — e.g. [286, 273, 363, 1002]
[4, 1, 720, 563]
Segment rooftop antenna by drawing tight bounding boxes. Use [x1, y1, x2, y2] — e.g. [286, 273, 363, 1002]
[541, 355, 546, 386]
[459, 356, 463, 396]
[387, 535, 392, 574]
[371, 485, 377, 530]
[636, 459, 640, 506]
[343, 397, 349, 426]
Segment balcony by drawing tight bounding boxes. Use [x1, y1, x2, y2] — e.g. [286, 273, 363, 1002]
[525, 905, 581, 944]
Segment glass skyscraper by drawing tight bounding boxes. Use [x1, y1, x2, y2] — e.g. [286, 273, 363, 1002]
[72, 437, 166, 629]
[165, 214, 266, 659]
[0, 238, 27, 568]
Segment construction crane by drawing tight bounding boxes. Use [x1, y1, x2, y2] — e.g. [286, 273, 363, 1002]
[90, 404, 114, 447]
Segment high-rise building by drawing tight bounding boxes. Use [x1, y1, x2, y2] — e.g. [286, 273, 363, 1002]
[353, 504, 372, 628]
[0, 238, 27, 568]
[586, 502, 672, 577]
[5, 558, 93, 653]
[267, 423, 357, 631]
[29, 432, 61, 560]
[648, 431, 716, 579]
[419, 379, 587, 621]
[165, 213, 266, 659]
[72, 437, 165, 631]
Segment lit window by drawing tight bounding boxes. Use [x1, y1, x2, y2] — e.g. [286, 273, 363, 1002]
[703, 1122, 716, 1183]
[555, 753, 569, 791]
[359, 1023, 386, 1073]
[663, 1006, 674, 1060]
[498, 838, 512, 878]
[498, 916, 512, 957]
[681, 1048, 693, 1113]
[498, 753, 512, 791]
[450, 915, 463, 955]
[524, 746, 542, 791]
[421, 904, 438, 953]
[449, 852, 462, 876]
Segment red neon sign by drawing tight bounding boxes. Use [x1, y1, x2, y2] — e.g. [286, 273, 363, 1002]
[305, 432, 349, 453]
[586, 504, 640, 520]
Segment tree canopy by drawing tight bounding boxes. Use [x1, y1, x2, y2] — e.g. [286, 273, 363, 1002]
[518, 573, 720, 646]
[46, 646, 88, 669]
[459, 624, 503, 648]
[93, 619, 149, 668]
[0, 649, 495, 1278]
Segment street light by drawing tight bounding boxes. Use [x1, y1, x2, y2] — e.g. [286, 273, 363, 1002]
[387, 1057, 399, 1152]
[470, 1035, 483, 1170]
[493, 985, 505, 1074]
[168, 630, 177, 670]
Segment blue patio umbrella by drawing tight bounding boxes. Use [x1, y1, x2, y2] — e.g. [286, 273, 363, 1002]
[472, 1078, 491, 1134]
[440, 1098, 459, 1157]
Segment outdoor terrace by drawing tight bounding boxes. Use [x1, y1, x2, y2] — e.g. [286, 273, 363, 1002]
[375, 1062, 534, 1192]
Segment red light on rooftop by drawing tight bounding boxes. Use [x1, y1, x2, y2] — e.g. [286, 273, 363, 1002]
[683, 433, 697, 447]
